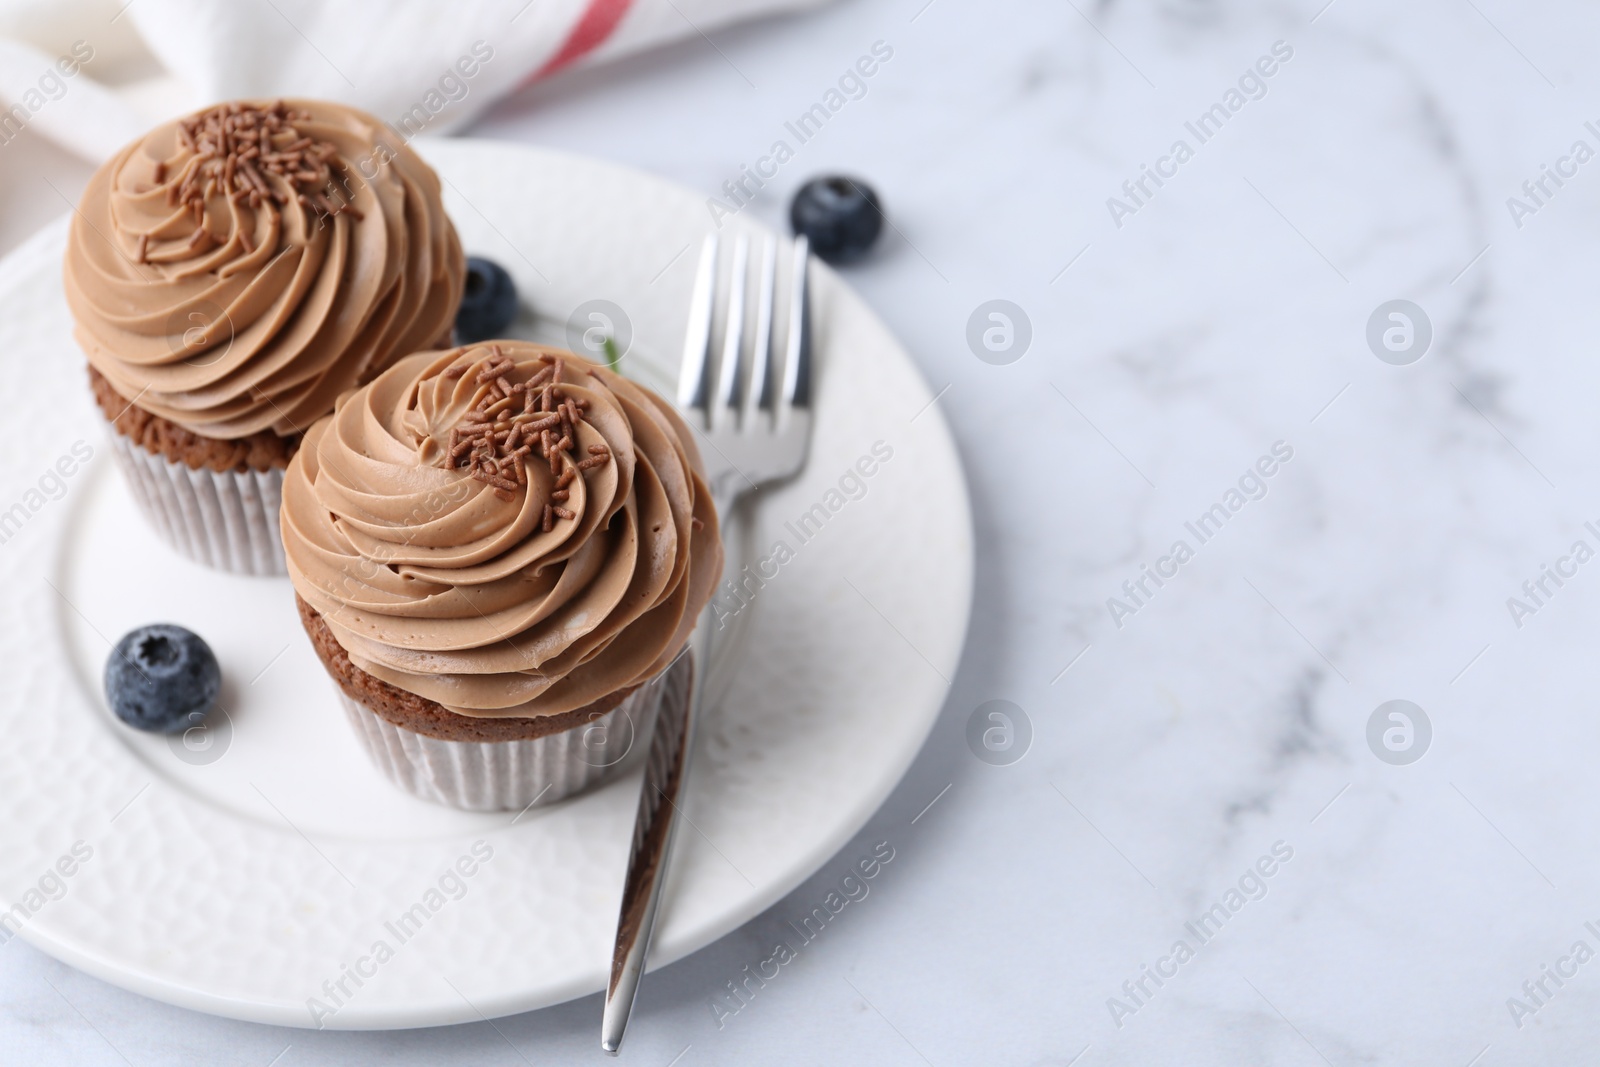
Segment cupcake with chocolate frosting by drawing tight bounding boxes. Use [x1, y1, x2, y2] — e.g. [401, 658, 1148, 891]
[65, 99, 464, 574]
[281, 341, 721, 810]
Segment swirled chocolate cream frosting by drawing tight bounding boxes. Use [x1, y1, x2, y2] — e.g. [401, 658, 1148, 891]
[282, 342, 723, 719]
[65, 99, 464, 444]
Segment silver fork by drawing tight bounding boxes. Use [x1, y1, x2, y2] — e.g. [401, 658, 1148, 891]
[601, 232, 814, 1054]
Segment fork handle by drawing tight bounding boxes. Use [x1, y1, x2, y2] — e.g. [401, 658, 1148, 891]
[601, 610, 711, 1054]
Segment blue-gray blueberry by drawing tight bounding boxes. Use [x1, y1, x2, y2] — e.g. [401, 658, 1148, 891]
[104, 624, 221, 734]
[790, 176, 883, 264]
[455, 257, 518, 344]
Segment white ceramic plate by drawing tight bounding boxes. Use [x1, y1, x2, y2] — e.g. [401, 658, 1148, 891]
[0, 139, 971, 1029]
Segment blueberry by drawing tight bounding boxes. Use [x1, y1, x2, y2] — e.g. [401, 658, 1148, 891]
[789, 176, 884, 265]
[104, 624, 221, 734]
[455, 257, 519, 344]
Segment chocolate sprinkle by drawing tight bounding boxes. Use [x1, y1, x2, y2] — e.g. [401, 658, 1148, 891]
[169, 101, 361, 222]
[444, 349, 613, 523]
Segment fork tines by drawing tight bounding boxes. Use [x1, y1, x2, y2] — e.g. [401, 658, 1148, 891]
[677, 232, 811, 432]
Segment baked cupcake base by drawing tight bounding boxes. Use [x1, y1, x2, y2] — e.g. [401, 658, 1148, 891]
[298, 598, 672, 811]
[91, 366, 296, 576]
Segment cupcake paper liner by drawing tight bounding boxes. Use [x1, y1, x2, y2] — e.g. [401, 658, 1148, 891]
[334, 666, 678, 812]
[108, 434, 286, 576]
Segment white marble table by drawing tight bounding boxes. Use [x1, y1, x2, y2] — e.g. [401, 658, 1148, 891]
[7, 0, 1600, 1062]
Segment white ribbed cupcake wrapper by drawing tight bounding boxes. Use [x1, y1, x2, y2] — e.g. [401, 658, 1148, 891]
[335, 671, 671, 812]
[108, 434, 286, 576]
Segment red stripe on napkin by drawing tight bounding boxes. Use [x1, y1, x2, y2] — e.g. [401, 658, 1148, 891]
[525, 0, 635, 84]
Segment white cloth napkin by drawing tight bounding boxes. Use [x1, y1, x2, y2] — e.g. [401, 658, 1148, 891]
[0, 0, 827, 163]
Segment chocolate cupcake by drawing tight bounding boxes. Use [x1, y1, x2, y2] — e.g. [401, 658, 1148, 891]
[65, 99, 464, 575]
[280, 342, 721, 810]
